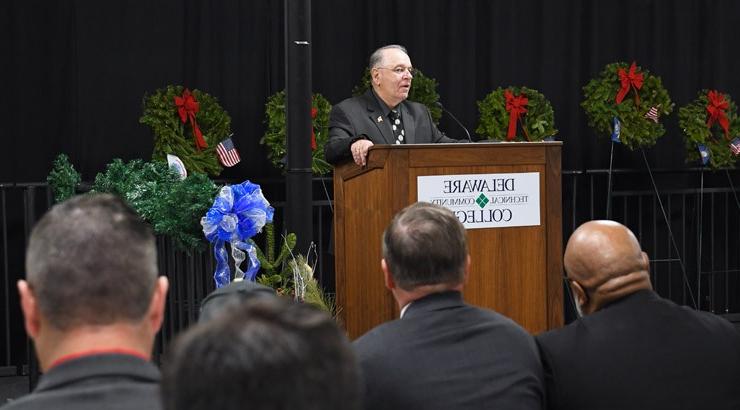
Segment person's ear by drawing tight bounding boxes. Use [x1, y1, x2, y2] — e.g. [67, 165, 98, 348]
[371, 68, 381, 85]
[17, 280, 41, 339]
[463, 255, 471, 284]
[641, 251, 650, 271]
[569, 279, 588, 310]
[147, 276, 169, 333]
[381, 259, 396, 290]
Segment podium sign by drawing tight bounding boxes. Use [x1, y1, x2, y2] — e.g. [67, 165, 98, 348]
[417, 172, 541, 229]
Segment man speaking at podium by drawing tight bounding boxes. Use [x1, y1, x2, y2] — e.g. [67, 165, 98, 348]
[324, 44, 465, 167]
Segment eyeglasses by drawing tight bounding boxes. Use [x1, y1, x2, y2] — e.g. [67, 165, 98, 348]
[375, 66, 416, 76]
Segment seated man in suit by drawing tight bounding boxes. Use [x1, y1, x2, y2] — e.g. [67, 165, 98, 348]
[353, 202, 544, 410]
[536, 220, 740, 410]
[324, 44, 465, 166]
[8, 194, 169, 410]
[161, 297, 360, 410]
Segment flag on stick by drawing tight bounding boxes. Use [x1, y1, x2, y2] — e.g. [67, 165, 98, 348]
[611, 117, 621, 143]
[644, 106, 660, 123]
[730, 137, 740, 156]
[216, 136, 241, 167]
[698, 144, 710, 165]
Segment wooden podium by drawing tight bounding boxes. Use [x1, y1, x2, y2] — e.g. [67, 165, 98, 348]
[332, 142, 563, 339]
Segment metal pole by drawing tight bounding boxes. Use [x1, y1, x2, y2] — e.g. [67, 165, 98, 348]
[23, 187, 39, 391]
[284, 0, 313, 254]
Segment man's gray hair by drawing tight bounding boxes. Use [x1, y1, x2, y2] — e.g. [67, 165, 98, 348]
[25, 193, 158, 330]
[382, 202, 467, 290]
[369, 44, 408, 69]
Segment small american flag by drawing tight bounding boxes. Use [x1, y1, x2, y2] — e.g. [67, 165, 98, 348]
[730, 137, 740, 156]
[644, 106, 660, 123]
[216, 136, 241, 167]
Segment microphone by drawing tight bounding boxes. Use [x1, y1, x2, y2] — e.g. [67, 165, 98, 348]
[436, 101, 473, 142]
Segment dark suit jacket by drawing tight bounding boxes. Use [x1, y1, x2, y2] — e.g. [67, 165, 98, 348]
[3, 354, 162, 410]
[536, 290, 740, 410]
[353, 291, 544, 410]
[324, 90, 463, 164]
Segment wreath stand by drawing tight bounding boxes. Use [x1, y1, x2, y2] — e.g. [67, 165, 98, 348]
[603, 143, 698, 309]
[694, 168, 740, 312]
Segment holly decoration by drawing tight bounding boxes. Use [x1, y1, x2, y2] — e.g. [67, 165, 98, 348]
[476, 86, 557, 141]
[582, 62, 673, 150]
[679, 89, 740, 168]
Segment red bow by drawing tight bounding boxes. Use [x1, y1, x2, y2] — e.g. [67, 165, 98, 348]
[706, 90, 730, 139]
[615, 62, 644, 106]
[174, 89, 208, 150]
[505, 90, 529, 141]
[310, 107, 318, 151]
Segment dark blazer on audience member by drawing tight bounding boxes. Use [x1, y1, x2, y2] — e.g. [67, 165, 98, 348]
[2, 354, 162, 410]
[324, 90, 462, 164]
[536, 289, 740, 410]
[353, 291, 544, 410]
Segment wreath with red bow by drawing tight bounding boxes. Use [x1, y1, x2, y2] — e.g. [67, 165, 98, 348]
[476, 86, 558, 142]
[678, 89, 740, 168]
[261, 90, 332, 175]
[140, 85, 232, 176]
[582, 62, 673, 150]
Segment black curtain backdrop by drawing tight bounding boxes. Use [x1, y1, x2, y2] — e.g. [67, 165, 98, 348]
[4, 0, 740, 183]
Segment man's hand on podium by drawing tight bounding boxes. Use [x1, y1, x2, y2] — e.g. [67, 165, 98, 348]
[351, 139, 374, 166]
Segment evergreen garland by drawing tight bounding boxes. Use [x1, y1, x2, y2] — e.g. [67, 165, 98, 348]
[352, 68, 442, 124]
[476, 86, 558, 141]
[261, 91, 333, 175]
[679, 90, 740, 168]
[140, 85, 231, 176]
[91, 159, 218, 249]
[582, 62, 673, 150]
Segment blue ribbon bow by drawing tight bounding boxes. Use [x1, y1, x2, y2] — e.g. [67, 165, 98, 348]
[201, 181, 274, 288]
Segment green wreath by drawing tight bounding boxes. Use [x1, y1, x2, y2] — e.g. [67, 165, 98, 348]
[679, 89, 740, 168]
[582, 62, 673, 150]
[140, 85, 232, 177]
[261, 91, 332, 175]
[352, 68, 442, 124]
[476, 86, 557, 141]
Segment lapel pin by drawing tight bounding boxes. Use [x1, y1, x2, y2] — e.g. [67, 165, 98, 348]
[377, 116, 383, 123]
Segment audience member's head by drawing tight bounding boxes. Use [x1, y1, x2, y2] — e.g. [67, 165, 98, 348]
[162, 297, 360, 410]
[381, 202, 469, 306]
[18, 193, 168, 369]
[564, 220, 652, 315]
[198, 279, 275, 322]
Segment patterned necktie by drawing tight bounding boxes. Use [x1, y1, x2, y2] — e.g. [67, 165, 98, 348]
[388, 110, 405, 144]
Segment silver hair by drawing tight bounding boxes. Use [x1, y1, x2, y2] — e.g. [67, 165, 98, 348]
[368, 44, 408, 69]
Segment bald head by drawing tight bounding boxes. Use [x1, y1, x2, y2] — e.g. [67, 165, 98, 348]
[565, 220, 652, 314]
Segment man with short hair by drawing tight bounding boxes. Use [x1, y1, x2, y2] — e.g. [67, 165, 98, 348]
[6, 194, 169, 410]
[536, 220, 740, 410]
[161, 297, 360, 410]
[325, 44, 464, 166]
[353, 202, 544, 410]
[198, 279, 275, 322]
